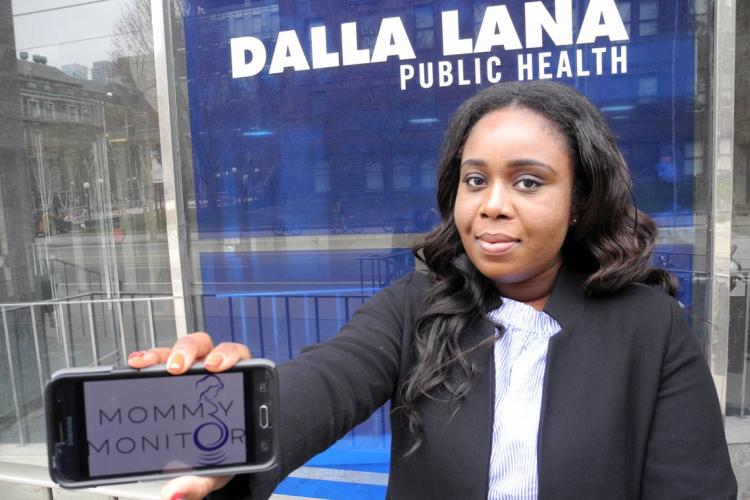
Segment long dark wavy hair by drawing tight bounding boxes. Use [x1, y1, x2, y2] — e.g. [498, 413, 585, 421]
[400, 81, 677, 453]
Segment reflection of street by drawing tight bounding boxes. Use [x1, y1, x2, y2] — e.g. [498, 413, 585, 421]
[40, 229, 166, 284]
[41, 220, 750, 296]
[40, 230, 421, 292]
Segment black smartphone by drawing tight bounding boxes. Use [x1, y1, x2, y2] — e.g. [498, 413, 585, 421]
[45, 358, 278, 488]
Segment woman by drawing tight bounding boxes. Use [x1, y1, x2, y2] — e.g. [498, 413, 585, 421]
[129, 81, 736, 499]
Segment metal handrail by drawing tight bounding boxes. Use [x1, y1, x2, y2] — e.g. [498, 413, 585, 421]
[197, 289, 390, 448]
[0, 294, 176, 444]
[0, 295, 172, 308]
[0, 460, 162, 499]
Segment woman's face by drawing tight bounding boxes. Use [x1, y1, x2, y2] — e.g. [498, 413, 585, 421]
[453, 106, 574, 307]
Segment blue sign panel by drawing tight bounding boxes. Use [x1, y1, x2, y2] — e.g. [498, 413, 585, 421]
[183, 0, 697, 495]
[184, 0, 695, 237]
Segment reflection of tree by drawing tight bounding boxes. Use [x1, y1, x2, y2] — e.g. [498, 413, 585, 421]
[107, 0, 189, 231]
[111, 0, 188, 72]
[334, 46, 423, 219]
[26, 126, 101, 232]
[109, 0, 206, 227]
[184, 10, 284, 215]
[190, 76, 280, 212]
[112, 0, 156, 57]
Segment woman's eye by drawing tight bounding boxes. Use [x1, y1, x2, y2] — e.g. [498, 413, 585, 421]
[515, 177, 541, 190]
[464, 175, 486, 188]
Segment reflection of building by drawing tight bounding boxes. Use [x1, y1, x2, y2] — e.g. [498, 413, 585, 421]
[91, 60, 114, 83]
[60, 62, 88, 80]
[16, 58, 160, 234]
[0, 2, 35, 304]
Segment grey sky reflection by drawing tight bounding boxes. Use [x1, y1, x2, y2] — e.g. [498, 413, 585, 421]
[12, 0, 131, 70]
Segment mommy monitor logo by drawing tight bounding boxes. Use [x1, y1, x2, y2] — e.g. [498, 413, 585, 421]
[83, 373, 246, 477]
[229, 0, 629, 90]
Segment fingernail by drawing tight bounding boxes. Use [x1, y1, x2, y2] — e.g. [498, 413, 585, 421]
[170, 494, 186, 500]
[204, 352, 224, 369]
[167, 352, 185, 371]
[128, 351, 144, 360]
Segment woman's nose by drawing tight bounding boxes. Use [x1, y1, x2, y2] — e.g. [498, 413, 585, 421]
[480, 183, 512, 219]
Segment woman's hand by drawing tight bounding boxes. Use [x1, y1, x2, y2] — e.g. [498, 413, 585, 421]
[159, 474, 233, 500]
[127, 332, 252, 500]
[127, 331, 251, 374]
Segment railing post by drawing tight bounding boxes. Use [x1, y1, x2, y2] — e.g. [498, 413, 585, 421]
[302, 295, 311, 345]
[66, 302, 74, 363]
[130, 299, 139, 351]
[741, 275, 750, 417]
[358, 257, 365, 293]
[228, 297, 235, 342]
[30, 307, 45, 396]
[256, 297, 265, 357]
[116, 301, 127, 362]
[57, 304, 70, 368]
[79, 301, 86, 340]
[147, 300, 157, 349]
[87, 303, 99, 366]
[314, 297, 321, 344]
[285, 297, 293, 359]
[2, 308, 26, 443]
[239, 297, 249, 347]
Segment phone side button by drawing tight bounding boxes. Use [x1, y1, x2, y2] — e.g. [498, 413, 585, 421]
[259, 405, 269, 429]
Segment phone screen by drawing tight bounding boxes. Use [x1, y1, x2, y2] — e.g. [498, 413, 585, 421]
[82, 372, 248, 477]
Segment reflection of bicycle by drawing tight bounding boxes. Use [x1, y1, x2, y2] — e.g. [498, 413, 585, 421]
[272, 217, 302, 236]
[383, 216, 409, 233]
[329, 215, 363, 234]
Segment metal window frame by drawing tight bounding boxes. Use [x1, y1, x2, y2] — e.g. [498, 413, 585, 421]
[151, 0, 194, 337]
[705, 0, 736, 412]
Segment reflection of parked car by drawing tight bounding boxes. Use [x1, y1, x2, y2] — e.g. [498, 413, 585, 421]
[272, 217, 302, 236]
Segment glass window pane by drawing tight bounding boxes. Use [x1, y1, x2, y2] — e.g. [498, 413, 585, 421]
[174, 2, 725, 494]
[366, 163, 384, 190]
[639, 19, 658, 36]
[415, 5, 434, 28]
[727, 0, 750, 429]
[392, 163, 412, 189]
[1, 0, 175, 453]
[640, 1, 659, 19]
[0, 0, 732, 495]
[420, 161, 436, 188]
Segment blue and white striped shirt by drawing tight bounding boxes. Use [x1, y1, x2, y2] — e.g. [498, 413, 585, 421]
[487, 297, 562, 500]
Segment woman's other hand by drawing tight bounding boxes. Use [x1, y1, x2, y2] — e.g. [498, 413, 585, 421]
[126, 332, 252, 499]
[127, 331, 251, 373]
[159, 474, 233, 500]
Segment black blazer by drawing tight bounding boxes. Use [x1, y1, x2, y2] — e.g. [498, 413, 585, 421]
[213, 269, 736, 499]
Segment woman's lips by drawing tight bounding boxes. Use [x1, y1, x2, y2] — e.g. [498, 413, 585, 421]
[476, 233, 520, 254]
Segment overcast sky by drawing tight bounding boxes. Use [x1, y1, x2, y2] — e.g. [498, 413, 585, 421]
[12, 0, 131, 71]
